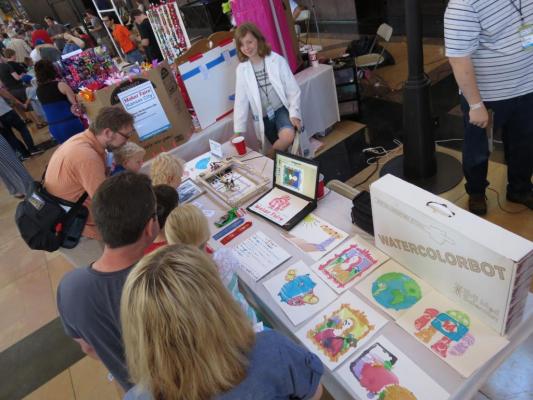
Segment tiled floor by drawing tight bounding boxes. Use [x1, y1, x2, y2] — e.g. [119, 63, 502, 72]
[1, 97, 532, 399]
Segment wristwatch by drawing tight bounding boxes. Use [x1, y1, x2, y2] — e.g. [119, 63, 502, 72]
[469, 102, 484, 110]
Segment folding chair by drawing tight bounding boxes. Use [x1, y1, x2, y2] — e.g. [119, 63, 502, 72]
[355, 23, 393, 69]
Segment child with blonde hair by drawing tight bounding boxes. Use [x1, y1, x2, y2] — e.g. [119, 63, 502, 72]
[150, 152, 184, 188]
[165, 204, 259, 325]
[112, 142, 146, 175]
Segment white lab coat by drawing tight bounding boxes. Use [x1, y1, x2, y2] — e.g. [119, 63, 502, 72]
[233, 52, 301, 153]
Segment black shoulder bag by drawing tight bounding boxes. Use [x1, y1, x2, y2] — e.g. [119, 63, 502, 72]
[15, 170, 89, 252]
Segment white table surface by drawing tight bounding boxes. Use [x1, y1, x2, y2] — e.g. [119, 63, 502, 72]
[182, 144, 533, 400]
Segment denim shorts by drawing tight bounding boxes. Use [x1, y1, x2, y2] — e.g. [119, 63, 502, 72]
[263, 106, 293, 145]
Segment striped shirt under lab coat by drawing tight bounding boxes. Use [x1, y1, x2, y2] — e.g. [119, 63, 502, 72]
[444, 0, 533, 102]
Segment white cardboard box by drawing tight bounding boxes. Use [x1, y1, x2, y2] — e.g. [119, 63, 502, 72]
[370, 174, 533, 335]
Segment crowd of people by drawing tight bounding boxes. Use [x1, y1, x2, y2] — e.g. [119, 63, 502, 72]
[0, 8, 167, 198]
[44, 104, 324, 400]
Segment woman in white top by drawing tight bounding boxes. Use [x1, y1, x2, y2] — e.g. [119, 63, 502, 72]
[233, 23, 301, 154]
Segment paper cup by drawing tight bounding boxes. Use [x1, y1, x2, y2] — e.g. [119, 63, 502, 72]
[308, 50, 319, 67]
[232, 136, 247, 155]
[317, 173, 325, 198]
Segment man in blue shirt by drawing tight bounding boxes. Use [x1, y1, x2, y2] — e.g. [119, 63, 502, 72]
[57, 172, 159, 390]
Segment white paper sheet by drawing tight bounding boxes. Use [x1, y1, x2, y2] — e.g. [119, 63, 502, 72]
[337, 335, 449, 400]
[295, 291, 388, 371]
[397, 291, 509, 377]
[263, 261, 337, 326]
[310, 235, 389, 293]
[233, 231, 291, 281]
[282, 213, 349, 261]
[356, 259, 433, 319]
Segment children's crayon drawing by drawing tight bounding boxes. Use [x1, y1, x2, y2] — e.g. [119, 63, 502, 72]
[263, 261, 337, 326]
[337, 336, 449, 400]
[311, 236, 389, 293]
[397, 291, 509, 377]
[356, 260, 432, 319]
[296, 291, 388, 370]
[282, 214, 349, 262]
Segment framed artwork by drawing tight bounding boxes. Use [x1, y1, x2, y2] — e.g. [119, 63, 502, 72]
[296, 291, 388, 370]
[177, 179, 205, 204]
[263, 261, 337, 326]
[197, 157, 270, 208]
[337, 336, 449, 400]
[311, 236, 389, 293]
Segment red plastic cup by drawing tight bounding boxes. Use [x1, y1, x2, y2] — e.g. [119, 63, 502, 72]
[317, 173, 325, 198]
[232, 136, 247, 155]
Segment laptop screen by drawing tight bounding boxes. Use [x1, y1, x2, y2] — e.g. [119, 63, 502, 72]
[274, 152, 318, 199]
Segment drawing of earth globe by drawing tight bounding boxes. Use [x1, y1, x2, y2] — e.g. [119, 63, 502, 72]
[372, 272, 422, 311]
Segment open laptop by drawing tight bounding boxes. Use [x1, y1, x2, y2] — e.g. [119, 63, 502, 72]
[248, 151, 319, 230]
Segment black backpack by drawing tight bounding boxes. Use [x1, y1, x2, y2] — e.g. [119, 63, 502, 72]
[15, 179, 88, 252]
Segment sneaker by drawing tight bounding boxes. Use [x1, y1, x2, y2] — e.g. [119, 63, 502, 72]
[30, 148, 44, 156]
[507, 192, 533, 210]
[468, 194, 487, 215]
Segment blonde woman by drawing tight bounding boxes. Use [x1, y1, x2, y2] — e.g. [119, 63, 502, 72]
[165, 204, 259, 325]
[233, 23, 301, 154]
[150, 152, 185, 188]
[121, 245, 324, 400]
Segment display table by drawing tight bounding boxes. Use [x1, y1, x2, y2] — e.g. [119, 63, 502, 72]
[143, 64, 339, 165]
[295, 64, 340, 136]
[178, 143, 533, 400]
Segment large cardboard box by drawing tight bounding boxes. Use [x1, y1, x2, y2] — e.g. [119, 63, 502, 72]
[370, 174, 533, 335]
[81, 61, 193, 160]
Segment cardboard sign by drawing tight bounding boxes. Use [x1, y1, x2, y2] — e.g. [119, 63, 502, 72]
[370, 174, 533, 335]
[117, 81, 171, 141]
[81, 61, 193, 160]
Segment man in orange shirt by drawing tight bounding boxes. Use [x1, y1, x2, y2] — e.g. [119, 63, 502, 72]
[44, 106, 135, 267]
[102, 14, 144, 64]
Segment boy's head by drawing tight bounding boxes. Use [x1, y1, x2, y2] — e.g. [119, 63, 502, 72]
[153, 184, 179, 230]
[113, 142, 146, 173]
[165, 204, 210, 248]
[3, 48, 16, 60]
[151, 152, 184, 188]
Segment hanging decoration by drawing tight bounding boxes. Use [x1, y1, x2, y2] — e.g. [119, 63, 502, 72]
[147, 0, 191, 63]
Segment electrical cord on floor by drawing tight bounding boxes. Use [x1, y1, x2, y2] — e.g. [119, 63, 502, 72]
[487, 187, 529, 214]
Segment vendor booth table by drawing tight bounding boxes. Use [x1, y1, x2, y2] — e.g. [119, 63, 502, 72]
[165, 142, 533, 400]
[144, 63, 339, 163]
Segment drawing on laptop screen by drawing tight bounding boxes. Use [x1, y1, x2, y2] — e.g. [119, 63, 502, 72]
[275, 153, 318, 199]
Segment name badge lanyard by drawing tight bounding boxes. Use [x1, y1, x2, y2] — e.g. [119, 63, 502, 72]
[253, 59, 275, 120]
[511, 0, 533, 50]
[510, 0, 524, 23]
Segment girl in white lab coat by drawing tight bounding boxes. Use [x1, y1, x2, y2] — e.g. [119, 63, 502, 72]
[233, 23, 301, 154]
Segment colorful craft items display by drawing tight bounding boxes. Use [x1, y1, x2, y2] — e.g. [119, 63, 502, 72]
[57, 48, 119, 92]
[147, 0, 190, 63]
[75, 61, 163, 102]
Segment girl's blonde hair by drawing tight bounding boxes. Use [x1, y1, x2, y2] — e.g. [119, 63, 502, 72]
[165, 204, 210, 247]
[150, 152, 184, 186]
[234, 22, 271, 62]
[121, 244, 255, 400]
[113, 142, 146, 165]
